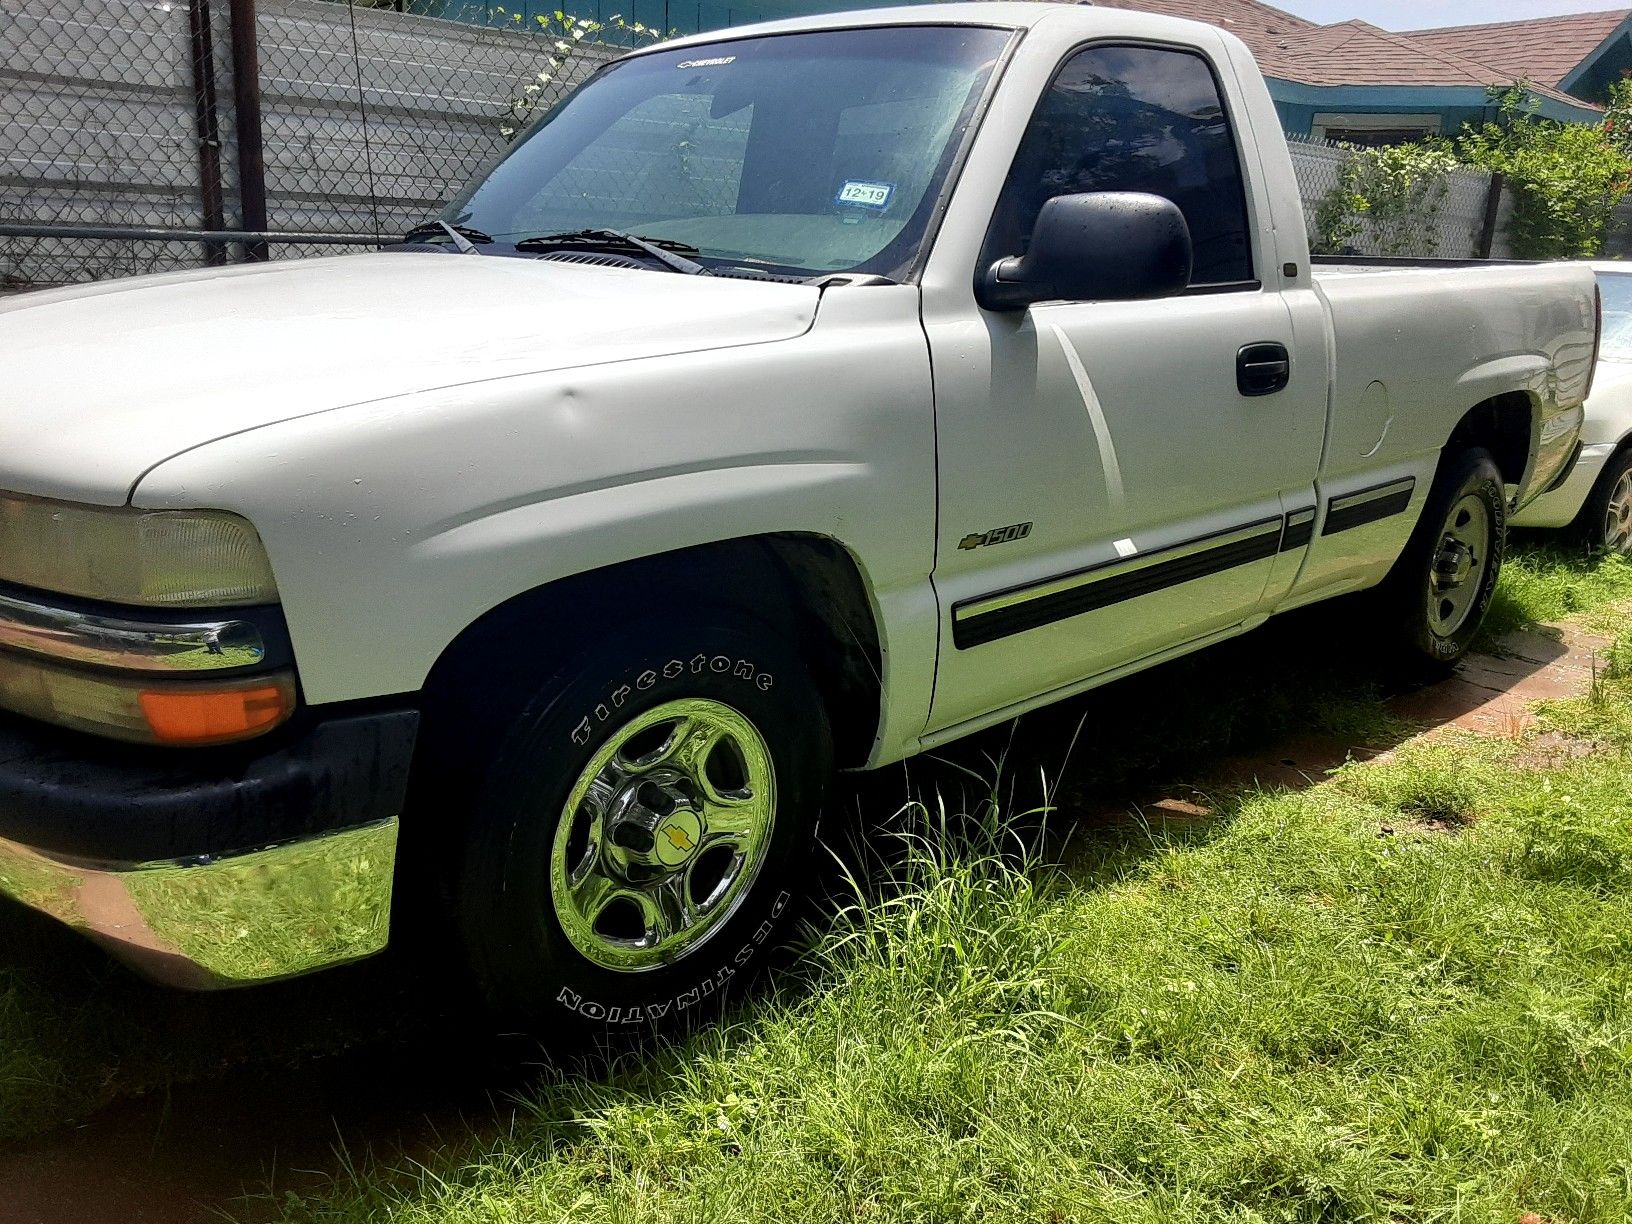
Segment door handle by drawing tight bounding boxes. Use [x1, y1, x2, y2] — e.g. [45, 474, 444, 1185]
[1237, 342, 1291, 397]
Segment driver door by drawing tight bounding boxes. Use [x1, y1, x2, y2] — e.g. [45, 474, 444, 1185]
[925, 43, 1326, 734]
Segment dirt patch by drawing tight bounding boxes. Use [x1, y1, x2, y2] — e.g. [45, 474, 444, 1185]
[1208, 732, 1380, 795]
[0, 1034, 522, 1224]
[1379, 812, 1472, 838]
[1509, 729, 1602, 771]
[1392, 624, 1613, 740]
[1117, 622, 1619, 828]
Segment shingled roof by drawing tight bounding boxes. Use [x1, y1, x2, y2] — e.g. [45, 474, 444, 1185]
[1085, 0, 1603, 111]
[1407, 9, 1630, 90]
[1277, 19, 1591, 105]
[1089, 0, 1313, 78]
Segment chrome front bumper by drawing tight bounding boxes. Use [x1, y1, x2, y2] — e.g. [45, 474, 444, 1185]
[0, 706, 417, 988]
[0, 818, 397, 988]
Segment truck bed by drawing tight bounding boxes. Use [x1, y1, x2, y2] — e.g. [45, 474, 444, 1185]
[1310, 257, 1597, 507]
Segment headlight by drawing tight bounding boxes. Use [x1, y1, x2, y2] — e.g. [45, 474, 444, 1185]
[0, 491, 278, 606]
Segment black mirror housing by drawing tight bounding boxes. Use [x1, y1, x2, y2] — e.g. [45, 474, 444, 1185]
[977, 191, 1194, 312]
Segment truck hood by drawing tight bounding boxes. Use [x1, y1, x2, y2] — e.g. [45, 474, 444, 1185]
[0, 252, 819, 504]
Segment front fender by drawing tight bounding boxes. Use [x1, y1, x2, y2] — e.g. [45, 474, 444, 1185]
[131, 288, 939, 762]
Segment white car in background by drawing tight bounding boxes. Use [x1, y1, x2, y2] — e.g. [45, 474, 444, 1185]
[1513, 263, 1632, 553]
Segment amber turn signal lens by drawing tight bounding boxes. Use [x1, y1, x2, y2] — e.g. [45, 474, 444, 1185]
[139, 681, 294, 745]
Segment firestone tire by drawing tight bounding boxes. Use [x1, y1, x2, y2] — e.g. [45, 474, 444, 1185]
[453, 615, 830, 1037]
[1374, 445, 1506, 670]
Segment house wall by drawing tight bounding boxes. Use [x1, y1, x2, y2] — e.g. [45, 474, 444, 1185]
[1566, 43, 1632, 107]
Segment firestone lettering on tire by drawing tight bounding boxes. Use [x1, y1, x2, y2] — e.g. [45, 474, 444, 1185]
[570, 658, 775, 744]
[553, 891, 791, 1022]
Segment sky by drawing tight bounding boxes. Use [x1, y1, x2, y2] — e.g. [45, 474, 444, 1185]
[1275, 0, 1628, 30]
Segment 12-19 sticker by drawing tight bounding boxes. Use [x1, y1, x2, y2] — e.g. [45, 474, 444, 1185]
[835, 180, 894, 210]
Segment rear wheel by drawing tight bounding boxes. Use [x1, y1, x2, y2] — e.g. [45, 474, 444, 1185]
[1571, 447, 1632, 555]
[1373, 446, 1506, 669]
[451, 613, 830, 1035]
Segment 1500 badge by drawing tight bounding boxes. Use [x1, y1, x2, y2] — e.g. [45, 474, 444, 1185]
[958, 522, 1033, 550]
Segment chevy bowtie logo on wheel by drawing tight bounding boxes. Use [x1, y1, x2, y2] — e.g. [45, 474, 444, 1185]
[663, 826, 696, 853]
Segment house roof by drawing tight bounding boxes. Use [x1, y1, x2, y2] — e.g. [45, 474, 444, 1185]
[1406, 9, 1630, 89]
[1278, 19, 1590, 104]
[1089, 0, 1312, 78]
[1087, 0, 1601, 110]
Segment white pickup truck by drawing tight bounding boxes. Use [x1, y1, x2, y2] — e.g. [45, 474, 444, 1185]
[0, 3, 1597, 1028]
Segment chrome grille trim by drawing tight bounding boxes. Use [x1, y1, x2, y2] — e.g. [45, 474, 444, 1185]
[0, 588, 266, 673]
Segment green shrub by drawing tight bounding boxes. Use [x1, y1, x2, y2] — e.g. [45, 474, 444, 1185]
[1460, 85, 1632, 259]
[1313, 141, 1460, 256]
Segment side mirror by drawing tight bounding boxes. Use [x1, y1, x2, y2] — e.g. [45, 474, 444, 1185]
[977, 191, 1193, 312]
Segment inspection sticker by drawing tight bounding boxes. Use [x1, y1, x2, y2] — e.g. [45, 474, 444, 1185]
[835, 179, 894, 210]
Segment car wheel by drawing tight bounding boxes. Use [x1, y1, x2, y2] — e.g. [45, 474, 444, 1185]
[453, 614, 830, 1035]
[1573, 447, 1632, 555]
[1374, 446, 1506, 669]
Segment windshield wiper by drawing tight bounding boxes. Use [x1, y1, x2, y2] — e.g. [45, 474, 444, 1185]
[514, 228, 710, 276]
[401, 221, 492, 252]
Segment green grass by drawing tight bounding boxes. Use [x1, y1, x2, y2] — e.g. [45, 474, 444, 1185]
[1482, 541, 1632, 640]
[0, 542, 1630, 1215]
[266, 674, 1632, 1223]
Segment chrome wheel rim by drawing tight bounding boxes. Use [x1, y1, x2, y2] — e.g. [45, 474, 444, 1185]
[1427, 492, 1492, 638]
[550, 698, 776, 972]
[1604, 469, 1632, 554]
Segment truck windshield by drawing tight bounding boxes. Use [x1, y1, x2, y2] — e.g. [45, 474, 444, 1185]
[443, 26, 1011, 279]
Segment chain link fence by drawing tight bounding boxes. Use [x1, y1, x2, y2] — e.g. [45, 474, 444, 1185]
[0, 0, 237, 285]
[0, 0, 614, 288]
[252, 0, 616, 259]
[2, 0, 1527, 291]
[1285, 132, 1511, 260]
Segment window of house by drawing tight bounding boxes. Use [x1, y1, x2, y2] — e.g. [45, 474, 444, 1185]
[1311, 113, 1441, 147]
[983, 43, 1255, 288]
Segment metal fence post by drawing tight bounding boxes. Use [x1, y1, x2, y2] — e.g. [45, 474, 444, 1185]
[228, 0, 270, 262]
[1478, 172, 1506, 260]
[186, 0, 228, 267]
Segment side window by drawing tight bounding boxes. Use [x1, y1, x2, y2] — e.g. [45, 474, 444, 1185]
[985, 45, 1255, 287]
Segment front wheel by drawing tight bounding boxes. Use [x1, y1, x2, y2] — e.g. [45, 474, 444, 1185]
[1373, 446, 1506, 668]
[453, 615, 831, 1036]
